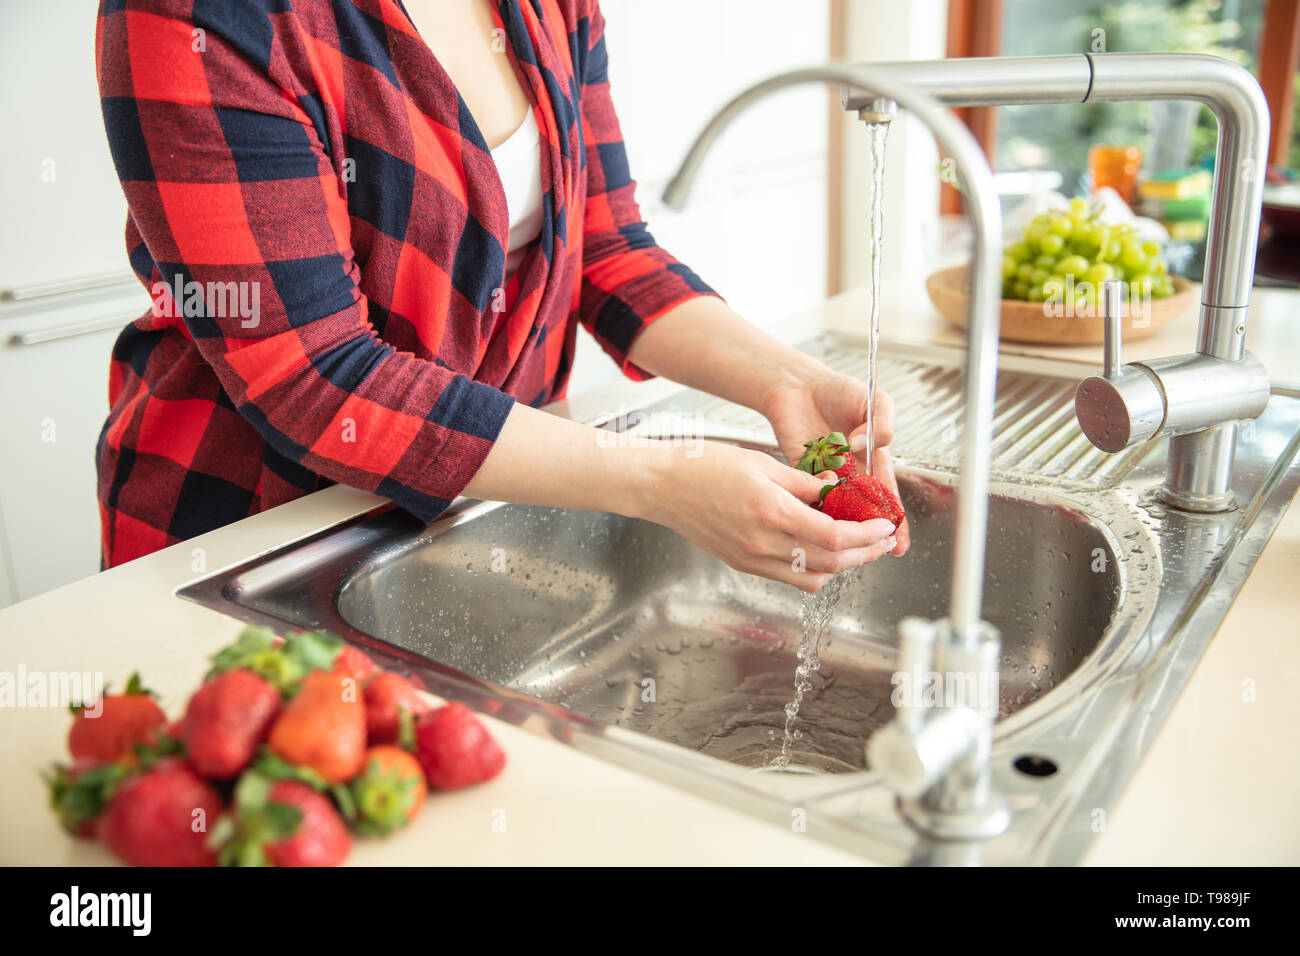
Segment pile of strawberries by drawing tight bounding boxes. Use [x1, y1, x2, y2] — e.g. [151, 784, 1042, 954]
[43, 627, 505, 866]
[795, 432, 905, 528]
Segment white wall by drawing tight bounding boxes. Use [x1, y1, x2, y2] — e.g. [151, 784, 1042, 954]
[836, 0, 949, 292]
[567, 0, 831, 395]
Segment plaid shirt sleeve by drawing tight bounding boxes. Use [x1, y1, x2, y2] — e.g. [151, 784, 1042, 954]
[575, 0, 719, 380]
[96, 1, 515, 524]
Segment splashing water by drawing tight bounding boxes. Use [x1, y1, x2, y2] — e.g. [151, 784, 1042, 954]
[770, 567, 861, 770]
[861, 120, 890, 475]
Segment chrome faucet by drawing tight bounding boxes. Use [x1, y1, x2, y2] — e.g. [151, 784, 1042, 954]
[841, 53, 1272, 512]
[664, 65, 1011, 840]
[664, 53, 1274, 846]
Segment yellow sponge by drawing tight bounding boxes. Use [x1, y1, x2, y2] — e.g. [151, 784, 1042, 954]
[1164, 219, 1207, 241]
[1139, 169, 1212, 200]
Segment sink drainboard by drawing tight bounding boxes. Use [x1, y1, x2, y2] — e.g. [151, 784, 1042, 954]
[685, 340, 1154, 490]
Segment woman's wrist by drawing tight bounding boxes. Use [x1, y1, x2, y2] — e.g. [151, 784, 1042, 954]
[601, 439, 685, 526]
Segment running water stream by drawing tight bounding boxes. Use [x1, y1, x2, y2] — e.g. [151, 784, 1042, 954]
[860, 119, 889, 475]
[771, 568, 861, 769]
[768, 120, 892, 772]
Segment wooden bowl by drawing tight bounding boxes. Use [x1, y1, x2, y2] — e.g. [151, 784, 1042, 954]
[925, 265, 1197, 345]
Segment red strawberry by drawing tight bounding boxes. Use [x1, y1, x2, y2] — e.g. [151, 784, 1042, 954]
[267, 671, 366, 782]
[819, 474, 906, 528]
[795, 432, 859, 480]
[216, 775, 351, 867]
[333, 646, 379, 684]
[67, 672, 167, 763]
[363, 672, 432, 746]
[349, 746, 427, 835]
[262, 780, 351, 867]
[98, 758, 223, 866]
[181, 668, 282, 778]
[414, 702, 506, 791]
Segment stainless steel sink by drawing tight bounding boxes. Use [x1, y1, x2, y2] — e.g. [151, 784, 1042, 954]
[334, 477, 1135, 774]
[179, 335, 1300, 864]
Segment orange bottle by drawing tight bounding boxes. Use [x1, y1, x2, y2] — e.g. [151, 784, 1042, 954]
[1088, 144, 1143, 205]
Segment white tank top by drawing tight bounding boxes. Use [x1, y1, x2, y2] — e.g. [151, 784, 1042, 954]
[490, 109, 544, 279]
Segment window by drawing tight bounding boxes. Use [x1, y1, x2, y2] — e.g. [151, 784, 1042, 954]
[996, 0, 1269, 189]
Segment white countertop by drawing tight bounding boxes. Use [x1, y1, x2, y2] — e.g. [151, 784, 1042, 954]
[1, 278, 1297, 865]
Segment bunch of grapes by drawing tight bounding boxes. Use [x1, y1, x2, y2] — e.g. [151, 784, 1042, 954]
[1001, 197, 1176, 306]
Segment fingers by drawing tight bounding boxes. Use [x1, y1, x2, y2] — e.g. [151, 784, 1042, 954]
[872, 390, 896, 447]
[774, 489, 893, 548]
[846, 391, 895, 475]
[871, 448, 910, 555]
[750, 558, 831, 594]
[759, 455, 907, 568]
[796, 533, 898, 574]
[745, 526, 897, 593]
[765, 459, 830, 505]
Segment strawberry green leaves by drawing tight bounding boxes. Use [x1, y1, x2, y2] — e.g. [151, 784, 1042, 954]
[796, 432, 859, 480]
[207, 627, 344, 693]
[212, 771, 305, 868]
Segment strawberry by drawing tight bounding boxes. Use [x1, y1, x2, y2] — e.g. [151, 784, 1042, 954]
[414, 702, 506, 791]
[98, 758, 223, 866]
[333, 645, 379, 684]
[42, 758, 126, 838]
[795, 431, 859, 479]
[819, 474, 906, 529]
[349, 746, 427, 835]
[262, 781, 350, 867]
[181, 668, 282, 778]
[267, 671, 366, 783]
[363, 672, 432, 746]
[216, 774, 351, 867]
[67, 672, 167, 763]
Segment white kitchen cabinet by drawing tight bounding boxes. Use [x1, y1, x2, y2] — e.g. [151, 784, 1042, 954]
[0, 287, 150, 606]
[0, 0, 149, 606]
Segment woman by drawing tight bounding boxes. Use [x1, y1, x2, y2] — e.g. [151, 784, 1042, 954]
[94, 0, 908, 591]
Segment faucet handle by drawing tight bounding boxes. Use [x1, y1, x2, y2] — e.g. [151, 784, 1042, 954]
[1101, 278, 1123, 378]
[1075, 279, 1166, 453]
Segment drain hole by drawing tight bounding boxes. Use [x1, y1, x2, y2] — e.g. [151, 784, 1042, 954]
[1013, 754, 1058, 777]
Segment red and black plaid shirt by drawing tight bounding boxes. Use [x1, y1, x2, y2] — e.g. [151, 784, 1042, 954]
[95, 0, 714, 566]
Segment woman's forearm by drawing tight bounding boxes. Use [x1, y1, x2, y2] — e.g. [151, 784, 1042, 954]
[463, 297, 823, 515]
[626, 295, 825, 416]
[457, 400, 897, 593]
[459, 402, 664, 519]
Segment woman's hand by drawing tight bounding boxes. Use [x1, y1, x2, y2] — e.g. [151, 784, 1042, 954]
[759, 366, 910, 555]
[635, 441, 898, 594]
[464, 402, 895, 593]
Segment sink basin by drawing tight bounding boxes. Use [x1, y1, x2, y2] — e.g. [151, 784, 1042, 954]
[178, 335, 1300, 864]
[335, 475, 1129, 774]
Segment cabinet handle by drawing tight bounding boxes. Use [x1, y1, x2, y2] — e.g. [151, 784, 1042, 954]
[1, 271, 138, 303]
[8, 312, 138, 347]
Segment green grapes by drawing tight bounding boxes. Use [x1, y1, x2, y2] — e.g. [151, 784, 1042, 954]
[1000, 203, 1177, 307]
[1039, 234, 1065, 256]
